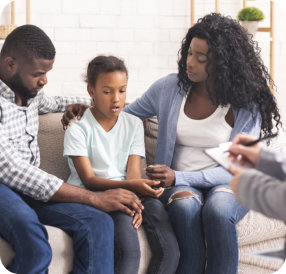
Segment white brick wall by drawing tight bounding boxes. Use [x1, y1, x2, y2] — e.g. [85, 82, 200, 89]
[0, 0, 285, 124]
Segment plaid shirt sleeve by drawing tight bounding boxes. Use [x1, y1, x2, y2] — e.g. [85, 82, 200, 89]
[37, 90, 91, 114]
[0, 122, 63, 202]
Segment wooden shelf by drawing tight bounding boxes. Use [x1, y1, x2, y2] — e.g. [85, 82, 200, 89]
[243, 0, 274, 83]
[3, 0, 30, 25]
[0, 0, 31, 39]
[190, 0, 220, 26]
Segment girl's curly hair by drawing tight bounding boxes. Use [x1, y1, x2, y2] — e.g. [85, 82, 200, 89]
[177, 13, 281, 136]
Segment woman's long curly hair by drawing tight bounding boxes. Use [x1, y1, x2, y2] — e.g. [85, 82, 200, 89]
[177, 13, 281, 136]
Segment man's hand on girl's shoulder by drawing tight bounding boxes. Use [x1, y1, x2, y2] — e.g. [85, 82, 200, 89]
[61, 104, 89, 130]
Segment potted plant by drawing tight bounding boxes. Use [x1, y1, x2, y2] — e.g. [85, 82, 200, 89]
[237, 6, 265, 36]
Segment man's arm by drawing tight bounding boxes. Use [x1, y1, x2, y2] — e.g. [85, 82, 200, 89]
[37, 90, 91, 114]
[51, 182, 143, 216]
[0, 130, 63, 201]
[0, 126, 143, 214]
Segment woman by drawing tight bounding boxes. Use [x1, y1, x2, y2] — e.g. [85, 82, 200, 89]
[124, 13, 281, 273]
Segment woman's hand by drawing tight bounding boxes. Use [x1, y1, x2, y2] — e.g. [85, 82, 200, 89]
[132, 212, 143, 229]
[61, 104, 89, 130]
[145, 165, 175, 188]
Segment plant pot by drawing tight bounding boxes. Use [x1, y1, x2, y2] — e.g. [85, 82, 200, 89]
[240, 21, 259, 36]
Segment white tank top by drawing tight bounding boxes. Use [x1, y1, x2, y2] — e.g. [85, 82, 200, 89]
[172, 95, 232, 172]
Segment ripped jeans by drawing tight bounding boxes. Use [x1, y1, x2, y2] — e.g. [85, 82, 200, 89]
[160, 185, 248, 274]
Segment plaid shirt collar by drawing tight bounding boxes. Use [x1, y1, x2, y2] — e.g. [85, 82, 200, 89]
[0, 79, 34, 107]
[0, 79, 15, 102]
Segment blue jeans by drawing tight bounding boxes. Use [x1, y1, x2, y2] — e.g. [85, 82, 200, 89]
[109, 211, 141, 274]
[142, 198, 180, 274]
[160, 185, 248, 274]
[0, 184, 114, 274]
[110, 197, 180, 274]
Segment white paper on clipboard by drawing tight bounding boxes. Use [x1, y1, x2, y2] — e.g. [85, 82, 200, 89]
[204, 142, 252, 170]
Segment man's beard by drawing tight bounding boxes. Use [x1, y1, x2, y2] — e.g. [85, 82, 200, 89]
[9, 73, 38, 100]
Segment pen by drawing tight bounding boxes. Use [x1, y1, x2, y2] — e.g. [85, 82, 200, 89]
[242, 132, 278, 146]
[223, 132, 278, 153]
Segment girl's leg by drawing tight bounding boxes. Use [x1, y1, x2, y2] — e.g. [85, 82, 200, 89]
[160, 186, 205, 274]
[202, 185, 248, 274]
[109, 211, 141, 274]
[142, 197, 180, 274]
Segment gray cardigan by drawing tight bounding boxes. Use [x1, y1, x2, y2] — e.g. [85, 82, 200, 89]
[236, 147, 286, 221]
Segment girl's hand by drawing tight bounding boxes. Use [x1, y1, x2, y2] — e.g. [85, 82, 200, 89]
[132, 212, 142, 229]
[145, 165, 175, 187]
[126, 179, 164, 198]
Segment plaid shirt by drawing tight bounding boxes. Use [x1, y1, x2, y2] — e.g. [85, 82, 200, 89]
[0, 80, 90, 202]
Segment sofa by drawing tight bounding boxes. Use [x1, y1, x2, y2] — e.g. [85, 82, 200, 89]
[0, 112, 286, 273]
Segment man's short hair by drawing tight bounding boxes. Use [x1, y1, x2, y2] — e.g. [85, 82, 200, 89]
[0, 24, 56, 60]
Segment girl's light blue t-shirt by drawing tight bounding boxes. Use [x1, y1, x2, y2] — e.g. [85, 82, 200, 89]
[63, 108, 145, 189]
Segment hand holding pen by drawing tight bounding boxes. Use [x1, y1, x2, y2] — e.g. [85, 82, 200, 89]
[228, 133, 277, 167]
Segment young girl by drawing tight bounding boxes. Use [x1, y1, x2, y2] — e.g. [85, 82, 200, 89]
[63, 56, 179, 274]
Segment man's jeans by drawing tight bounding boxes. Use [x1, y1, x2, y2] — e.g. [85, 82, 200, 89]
[0, 184, 114, 274]
[160, 184, 248, 274]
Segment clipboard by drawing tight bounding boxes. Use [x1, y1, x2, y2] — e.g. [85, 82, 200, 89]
[204, 142, 252, 170]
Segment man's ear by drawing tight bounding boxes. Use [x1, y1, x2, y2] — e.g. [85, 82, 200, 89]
[4, 57, 17, 73]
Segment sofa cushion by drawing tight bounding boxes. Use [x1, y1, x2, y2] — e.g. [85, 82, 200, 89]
[0, 226, 73, 272]
[38, 112, 70, 181]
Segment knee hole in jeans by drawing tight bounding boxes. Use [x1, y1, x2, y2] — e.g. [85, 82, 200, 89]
[167, 191, 202, 205]
[214, 187, 233, 194]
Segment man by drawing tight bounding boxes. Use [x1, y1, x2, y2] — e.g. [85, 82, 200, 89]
[0, 25, 143, 274]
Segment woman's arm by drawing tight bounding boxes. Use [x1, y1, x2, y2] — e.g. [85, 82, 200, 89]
[123, 75, 173, 120]
[147, 106, 262, 188]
